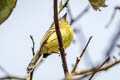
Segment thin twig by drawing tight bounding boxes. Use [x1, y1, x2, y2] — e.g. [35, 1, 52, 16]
[72, 73, 91, 80]
[74, 27, 94, 67]
[71, 36, 93, 73]
[27, 29, 50, 74]
[0, 66, 9, 75]
[29, 70, 34, 80]
[30, 35, 35, 56]
[29, 35, 35, 80]
[106, 6, 120, 28]
[0, 75, 25, 80]
[0, 66, 25, 80]
[71, 5, 90, 25]
[105, 20, 120, 57]
[26, 56, 43, 80]
[88, 57, 110, 80]
[58, 0, 69, 14]
[67, 6, 74, 23]
[50, 0, 69, 28]
[68, 5, 90, 25]
[74, 58, 120, 75]
[72, 57, 120, 80]
[74, 58, 120, 80]
[54, 0, 69, 77]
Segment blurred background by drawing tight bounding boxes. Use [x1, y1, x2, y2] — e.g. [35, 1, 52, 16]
[0, 0, 120, 80]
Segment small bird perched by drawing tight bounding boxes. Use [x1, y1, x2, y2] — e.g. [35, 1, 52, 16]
[27, 14, 73, 73]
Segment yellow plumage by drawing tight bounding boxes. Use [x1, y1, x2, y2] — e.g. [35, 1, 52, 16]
[27, 15, 73, 73]
[40, 18, 73, 54]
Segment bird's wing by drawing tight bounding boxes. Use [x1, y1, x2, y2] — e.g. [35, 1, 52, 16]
[40, 26, 56, 47]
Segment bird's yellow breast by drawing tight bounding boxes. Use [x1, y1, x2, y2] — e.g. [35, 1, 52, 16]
[40, 19, 73, 54]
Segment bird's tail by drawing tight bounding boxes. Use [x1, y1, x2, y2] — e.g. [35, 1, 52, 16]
[27, 48, 43, 73]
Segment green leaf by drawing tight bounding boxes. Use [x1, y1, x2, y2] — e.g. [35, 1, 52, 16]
[89, 0, 107, 11]
[59, 0, 63, 10]
[0, 0, 17, 25]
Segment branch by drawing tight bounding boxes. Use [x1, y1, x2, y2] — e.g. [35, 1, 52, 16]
[71, 36, 93, 73]
[0, 66, 9, 75]
[105, 6, 120, 28]
[105, 20, 120, 57]
[74, 58, 120, 76]
[30, 35, 35, 56]
[0, 75, 25, 80]
[58, 0, 69, 14]
[27, 35, 35, 80]
[68, 5, 90, 25]
[88, 57, 110, 80]
[54, 0, 69, 77]
[75, 73, 91, 80]
[0, 65, 25, 80]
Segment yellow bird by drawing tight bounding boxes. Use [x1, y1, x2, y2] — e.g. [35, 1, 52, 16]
[27, 14, 73, 73]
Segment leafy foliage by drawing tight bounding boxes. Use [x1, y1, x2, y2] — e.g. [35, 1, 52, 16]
[0, 0, 17, 25]
[89, 0, 107, 10]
